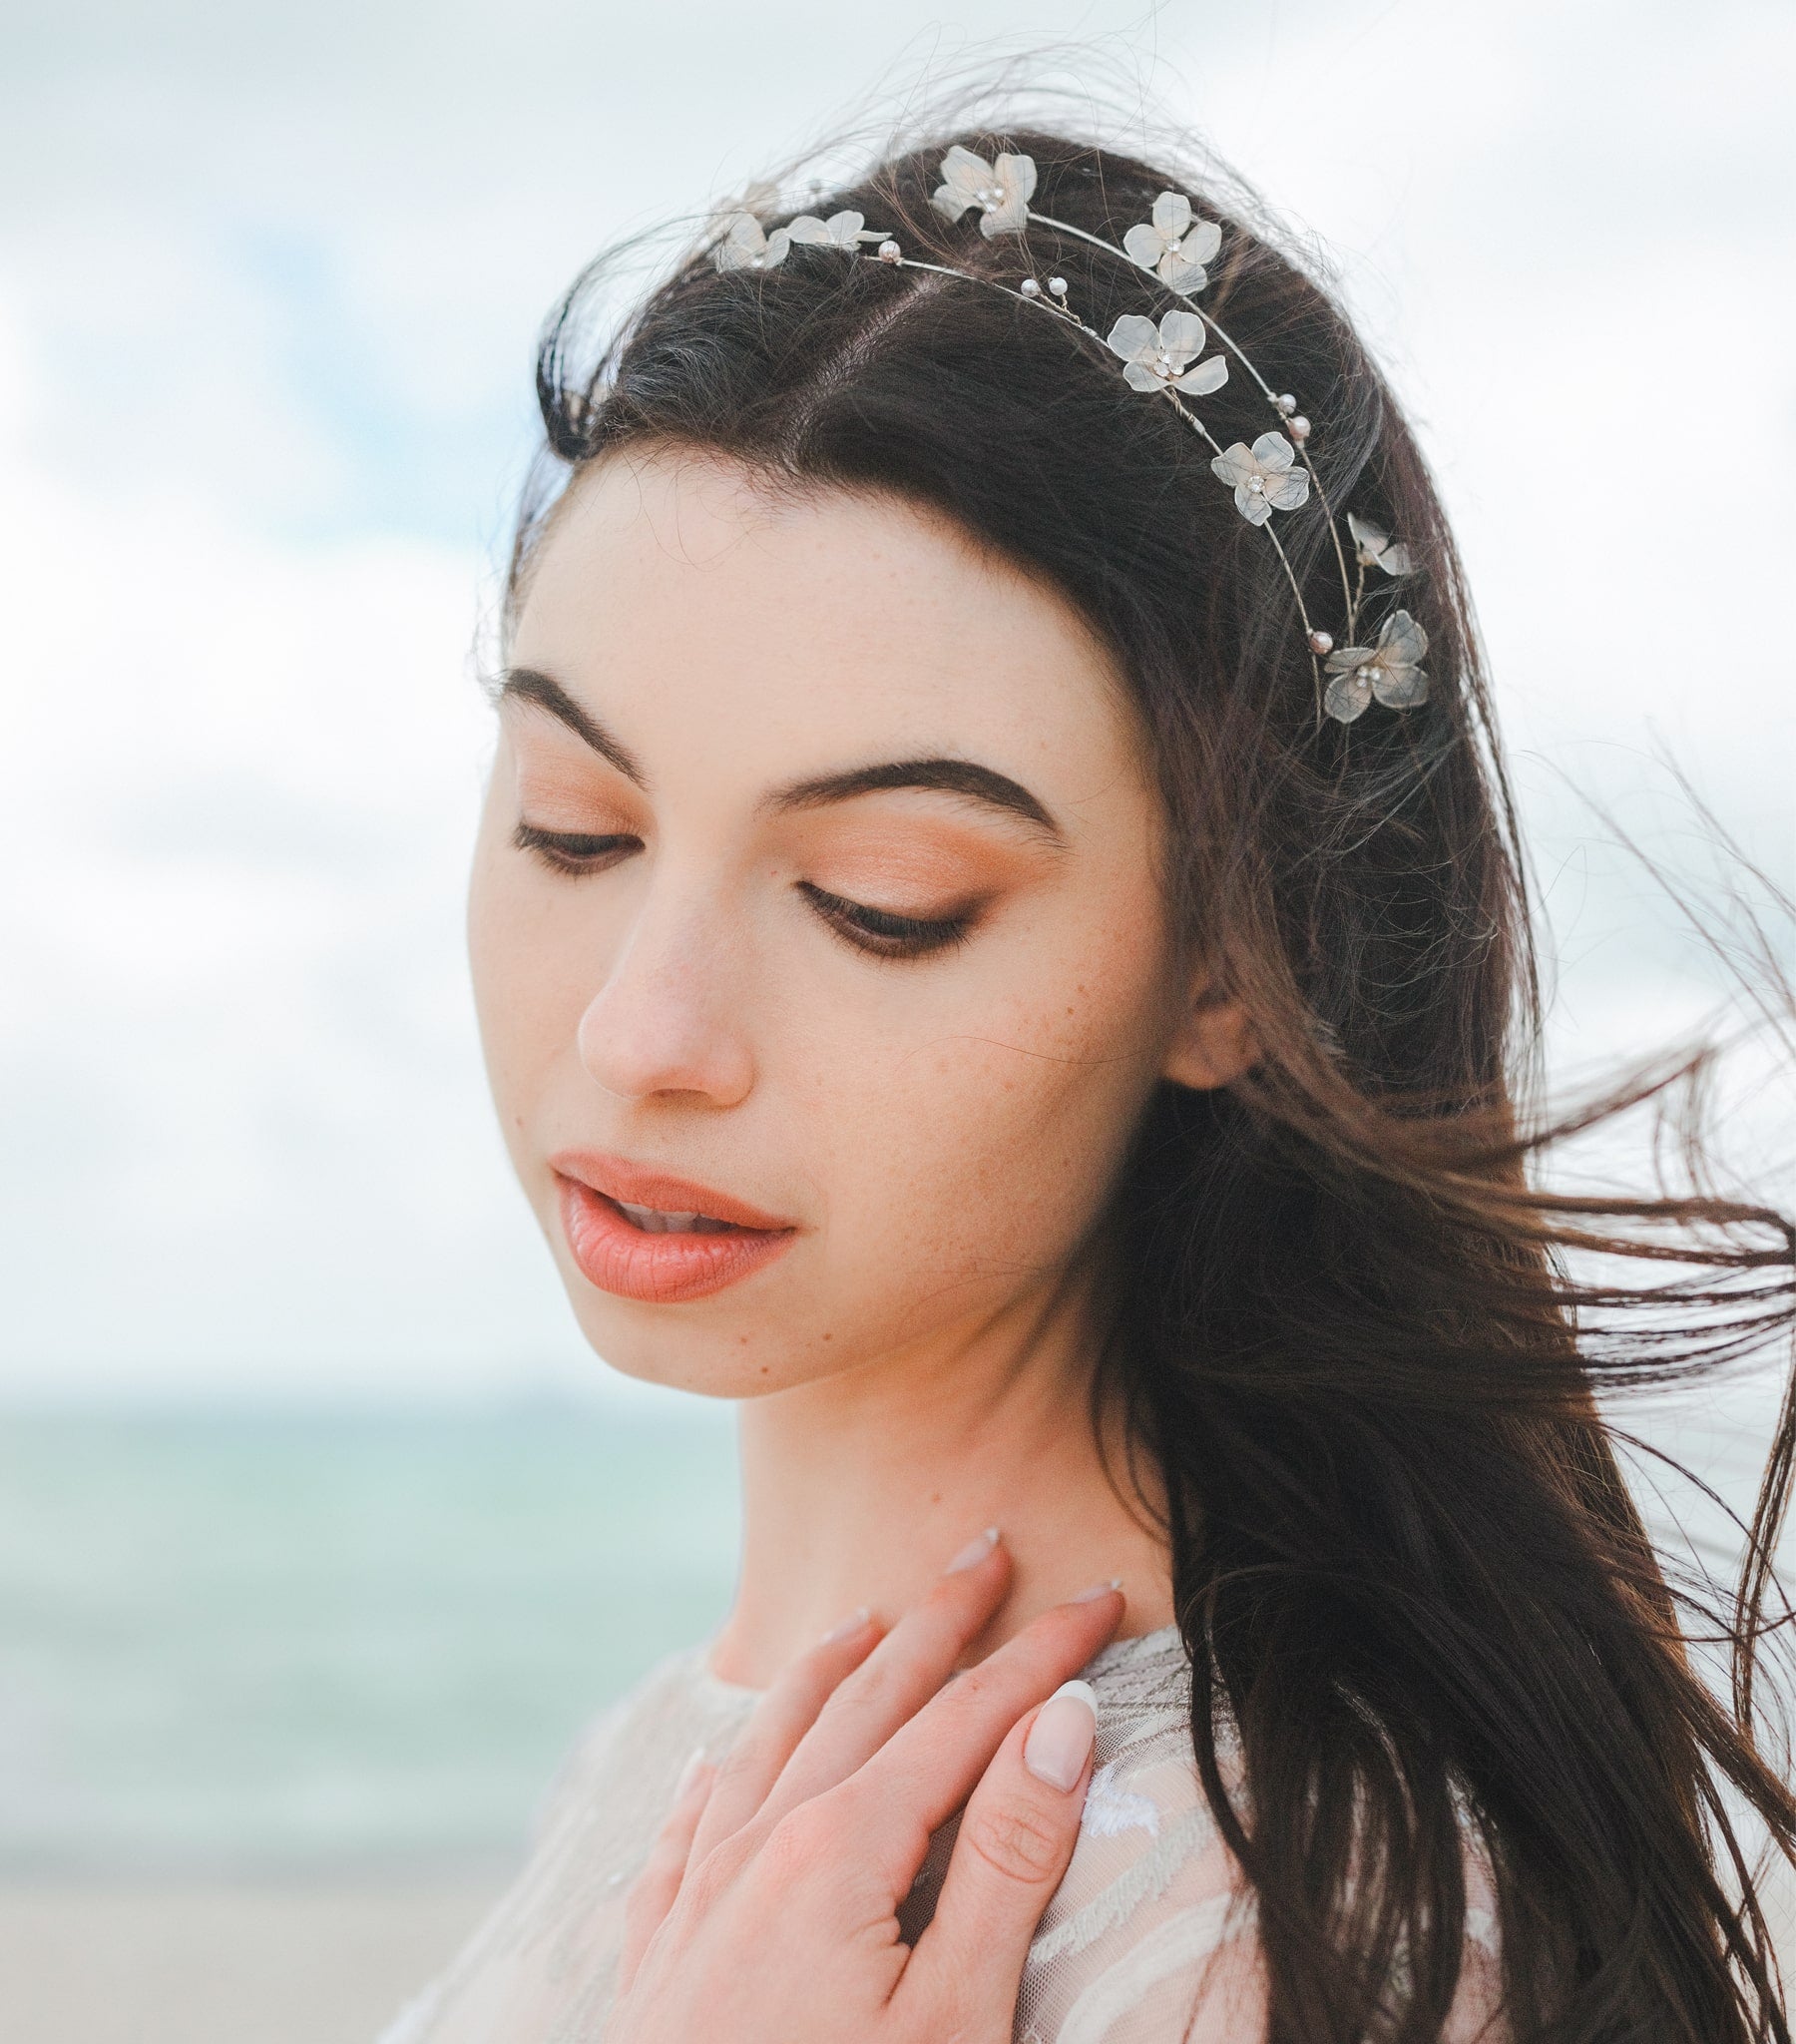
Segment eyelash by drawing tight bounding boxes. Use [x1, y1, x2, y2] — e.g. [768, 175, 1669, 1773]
[513, 822, 639, 874]
[795, 882, 976, 961]
[514, 825, 975, 961]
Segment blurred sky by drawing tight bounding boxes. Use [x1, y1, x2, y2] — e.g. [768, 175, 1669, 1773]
[1, 0, 1790, 1403]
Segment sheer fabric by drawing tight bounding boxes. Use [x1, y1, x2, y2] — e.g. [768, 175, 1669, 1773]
[378, 1625, 1504, 2043]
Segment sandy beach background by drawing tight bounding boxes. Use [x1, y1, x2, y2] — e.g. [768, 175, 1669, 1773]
[0, 1408, 739, 2044]
[0, 1879, 498, 2044]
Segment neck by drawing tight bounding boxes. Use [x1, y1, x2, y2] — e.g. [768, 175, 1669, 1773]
[706, 1264, 1174, 1689]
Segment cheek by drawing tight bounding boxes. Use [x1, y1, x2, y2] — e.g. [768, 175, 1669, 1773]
[806, 911, 1168, 1287]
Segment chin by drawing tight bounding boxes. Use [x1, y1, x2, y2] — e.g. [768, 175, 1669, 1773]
[557, 1280, 810, 1401]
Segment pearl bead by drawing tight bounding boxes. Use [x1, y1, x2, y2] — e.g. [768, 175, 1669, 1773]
[1289, 416, 1311, 441]
[878, 241, 901, 261]
[1308, 630, 1334, 656]
[1021, 277, 1041, 296]
[1248, 476, 1265, 492]
[1276, 392, 1297, 414]
[1048, 276, 1068, 295]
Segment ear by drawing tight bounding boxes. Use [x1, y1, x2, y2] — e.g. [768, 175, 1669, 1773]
[1160, 976, 1256, 1092]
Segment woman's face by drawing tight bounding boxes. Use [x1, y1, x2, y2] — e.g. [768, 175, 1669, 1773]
[468, 448, 1232, 1397]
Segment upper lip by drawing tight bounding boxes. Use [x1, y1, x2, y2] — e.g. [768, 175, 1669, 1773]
[549, 1151, 796, 1232]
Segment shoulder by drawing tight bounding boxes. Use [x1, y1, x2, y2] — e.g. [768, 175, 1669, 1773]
[1016, 1627, 1506, 2044]
[1017, 1625, 1245, 2042]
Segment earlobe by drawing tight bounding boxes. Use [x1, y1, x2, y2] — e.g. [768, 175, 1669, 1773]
[1161, 990, 1256, 1092]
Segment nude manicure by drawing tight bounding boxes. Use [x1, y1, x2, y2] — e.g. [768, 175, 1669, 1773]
[1072, 1577, 1123, 1602]
[819, 1605, 871, 1645]
[945, 1526, 1002, 1573]
[1024, 1679, 1098, 1792]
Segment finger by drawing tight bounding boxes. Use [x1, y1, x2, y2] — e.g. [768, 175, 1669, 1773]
[901, 1678, 1099, 2035]
[835, 1584, 1122, 1899]
[616, 1749, 717, 1995]
[750, 1527, 1014, 1830]
[687, 1607, 884, 1863]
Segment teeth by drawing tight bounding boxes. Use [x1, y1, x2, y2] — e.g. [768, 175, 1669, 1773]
[615, 1200, 735, 1235]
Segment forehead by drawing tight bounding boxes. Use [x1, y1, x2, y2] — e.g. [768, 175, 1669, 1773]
[508, 448, 1150, 795]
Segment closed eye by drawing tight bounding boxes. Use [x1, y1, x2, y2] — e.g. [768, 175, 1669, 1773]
[798, 881, 977, 960]
[514, 821, 641, 873]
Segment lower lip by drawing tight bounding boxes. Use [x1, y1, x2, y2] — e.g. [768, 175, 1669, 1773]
[556, 1176, 796, 1304]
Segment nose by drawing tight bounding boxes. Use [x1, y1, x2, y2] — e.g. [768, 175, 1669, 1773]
[574, 879, 756, 1108]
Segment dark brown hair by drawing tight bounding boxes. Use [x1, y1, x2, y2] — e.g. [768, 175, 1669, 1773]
[506, 108, 1796, 2043]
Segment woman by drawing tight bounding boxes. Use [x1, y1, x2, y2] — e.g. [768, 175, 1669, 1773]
[382, 108, 1796, 2043]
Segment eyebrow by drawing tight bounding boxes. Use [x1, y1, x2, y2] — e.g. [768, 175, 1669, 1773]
[765, 758, 1063, 842]
[499, 665, 1063, 842]
[499, 668, 648, 786]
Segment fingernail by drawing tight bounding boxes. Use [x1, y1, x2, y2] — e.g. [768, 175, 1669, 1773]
[674, 1745, 708, 1798]
[1072, 1577, 1123, 1602]
[819, 1605, 871, 1645]
[945, 1526, 1001, 1574]
[1024, 1680, 1098, 1792]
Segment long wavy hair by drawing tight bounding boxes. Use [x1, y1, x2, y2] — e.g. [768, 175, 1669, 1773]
[501, 82, 1796, 2044]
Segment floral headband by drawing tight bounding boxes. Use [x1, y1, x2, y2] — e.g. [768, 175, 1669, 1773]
[710, 145, 1427, 728]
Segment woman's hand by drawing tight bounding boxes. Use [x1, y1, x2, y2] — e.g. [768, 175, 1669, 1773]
[605, 1531, 1123, 2044]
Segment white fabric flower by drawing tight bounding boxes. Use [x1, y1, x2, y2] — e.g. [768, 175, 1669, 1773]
[1323, 609, 1430, 722]
[787, 209, 867, 248]
[1209, 432, 1311, 525]
[1081, 1762, 1161, 1840]
[1105, 310, 1229, 396]
[706, 178, 781, 225]
[712, 212, 791, 272]
[1122, 192, 1222, 294]
[1347, 512, 1414, 578]
[930, 145, 1037, 238]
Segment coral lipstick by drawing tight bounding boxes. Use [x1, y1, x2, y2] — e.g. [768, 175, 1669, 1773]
[550, 1152, 797, 1303]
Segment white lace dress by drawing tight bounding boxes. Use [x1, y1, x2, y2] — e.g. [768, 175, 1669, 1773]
[377, 1624, 1504, 2043]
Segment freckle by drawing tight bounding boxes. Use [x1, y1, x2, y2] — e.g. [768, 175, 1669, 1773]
[738, 1334, 749, 1344]
[930, 1491, 942, 1505]
[822, 1331, 832, 1341]
[759, 1364, 768, 1374]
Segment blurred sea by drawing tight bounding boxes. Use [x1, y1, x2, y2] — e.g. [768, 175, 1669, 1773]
[0, 1382, 1785, 1881]
[0, 1405, 739, 1877]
